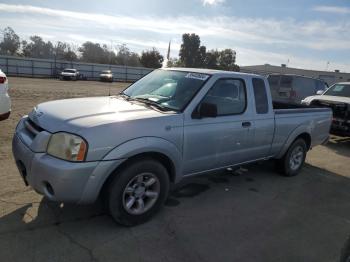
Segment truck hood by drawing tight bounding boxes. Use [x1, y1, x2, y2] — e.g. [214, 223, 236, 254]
[303, 95, 350, 104]
[29, 96, 168, 133]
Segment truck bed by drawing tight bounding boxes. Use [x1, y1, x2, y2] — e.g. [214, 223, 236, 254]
[273, 101, 330, 114]
[269, 101, 332, 158]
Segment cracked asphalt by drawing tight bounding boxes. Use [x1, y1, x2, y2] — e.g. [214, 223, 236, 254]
[1, 77, 350, 262]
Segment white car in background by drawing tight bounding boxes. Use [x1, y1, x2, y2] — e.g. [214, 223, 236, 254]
[0, 69, 11, 121]
[60, 68, 80, 80]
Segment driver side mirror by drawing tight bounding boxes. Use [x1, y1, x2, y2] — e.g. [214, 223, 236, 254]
[316, 90, 324, 95]
[192, 102, 218, 119]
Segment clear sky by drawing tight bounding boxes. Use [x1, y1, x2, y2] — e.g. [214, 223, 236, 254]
[0, 0, 349, 71]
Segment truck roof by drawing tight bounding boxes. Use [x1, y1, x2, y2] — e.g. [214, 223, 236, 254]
[164, 67, 262, 78]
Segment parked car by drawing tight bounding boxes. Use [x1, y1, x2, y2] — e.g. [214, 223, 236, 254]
[302, 82, 350, 136]
[99, 70, 113, 82]
[268, 74, 328, 104]
[0, 69, 11, 121]
[12, 68, 331, 226]
[60, 68, 80, 80]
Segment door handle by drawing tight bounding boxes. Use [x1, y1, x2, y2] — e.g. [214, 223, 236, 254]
[242, 121, 251, 128]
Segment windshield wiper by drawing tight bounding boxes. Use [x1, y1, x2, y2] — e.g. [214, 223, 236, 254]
[118, 92, 131, 100]
[131, 97, 175, 112]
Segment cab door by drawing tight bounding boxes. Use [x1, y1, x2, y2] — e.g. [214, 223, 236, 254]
[182, 78, 253, 175]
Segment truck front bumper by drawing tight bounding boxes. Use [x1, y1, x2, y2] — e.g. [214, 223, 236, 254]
[331, 118, 350, 137]
[12, 134, 123, 204]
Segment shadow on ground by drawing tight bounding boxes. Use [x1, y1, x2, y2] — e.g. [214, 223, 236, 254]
[325, 136, 350, 158]
[1, 161, 350, 261]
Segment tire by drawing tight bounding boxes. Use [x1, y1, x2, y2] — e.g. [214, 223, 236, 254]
[106, 158, 169, 226]
[277, 138, 307, 177]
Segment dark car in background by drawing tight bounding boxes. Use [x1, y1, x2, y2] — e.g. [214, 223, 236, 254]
[268, 74, 328, 104]
[99, 70, 113, 82]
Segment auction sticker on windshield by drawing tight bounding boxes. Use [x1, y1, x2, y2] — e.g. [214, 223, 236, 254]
[185, 73, 209, 81]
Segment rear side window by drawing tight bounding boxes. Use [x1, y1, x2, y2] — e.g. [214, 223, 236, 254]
[252, 78, 269, 114]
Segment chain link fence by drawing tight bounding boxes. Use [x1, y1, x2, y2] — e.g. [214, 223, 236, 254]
[0, 55, 153, 82]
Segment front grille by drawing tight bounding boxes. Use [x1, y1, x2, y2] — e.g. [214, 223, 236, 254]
[24, 119, 44, 137]
[311, 100, 349, 119]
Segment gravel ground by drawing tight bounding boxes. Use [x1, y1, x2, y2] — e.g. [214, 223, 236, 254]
[0, 77, 350, 262]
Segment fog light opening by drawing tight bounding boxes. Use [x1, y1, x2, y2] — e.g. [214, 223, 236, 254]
[44, 182, 55, 196]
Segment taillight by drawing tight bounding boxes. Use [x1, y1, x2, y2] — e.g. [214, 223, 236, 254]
[290, 90, 296, 98]
[0, 76, 6, 84]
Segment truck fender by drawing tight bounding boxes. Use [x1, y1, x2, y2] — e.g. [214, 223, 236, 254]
[79, 137, 183, 204]
[275, 125, 312, 159]
[102, 136, 183, 180]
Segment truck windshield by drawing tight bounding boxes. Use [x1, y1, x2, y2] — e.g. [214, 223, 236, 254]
[122, 69, 210, 111]
[324, 84, 350, 97]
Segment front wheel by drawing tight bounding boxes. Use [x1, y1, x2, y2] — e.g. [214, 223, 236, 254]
[277, 138, 307, 177]
[106, 158, 169, 226]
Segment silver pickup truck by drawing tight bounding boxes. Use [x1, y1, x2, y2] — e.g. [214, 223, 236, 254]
[13, 68, 331, 226]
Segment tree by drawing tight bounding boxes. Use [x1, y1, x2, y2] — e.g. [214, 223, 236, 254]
[22, 36, 54, 58]
[62, 48, 78, 62]
[218, 49, 239, 71]
[166, 58, 182, 67]
[179, 33, 206, 67]
[79, 42, 108, 63]
[204, 49, 220, 69]
[140, 48, 164, 68]
[116, 44, 141, 66]
[0, 27, 20, 55]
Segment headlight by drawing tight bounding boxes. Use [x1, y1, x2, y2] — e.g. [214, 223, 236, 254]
[47, 132, 87, 161]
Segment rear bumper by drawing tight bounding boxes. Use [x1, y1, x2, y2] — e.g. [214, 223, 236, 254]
[12, 134, 123, 204]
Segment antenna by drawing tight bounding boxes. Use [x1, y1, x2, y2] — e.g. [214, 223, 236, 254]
[326, 61, 330, 71]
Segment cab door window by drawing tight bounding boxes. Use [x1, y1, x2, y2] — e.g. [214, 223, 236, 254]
[201, 79, 246, 116]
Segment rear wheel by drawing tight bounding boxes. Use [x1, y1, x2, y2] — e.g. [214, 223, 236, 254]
[277, 138, 307, 177]
[106, 158, 169, 226]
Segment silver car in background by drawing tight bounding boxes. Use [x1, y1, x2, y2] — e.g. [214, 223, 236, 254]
[60, 68, 80, 80]
[99, 70, 113, 82]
